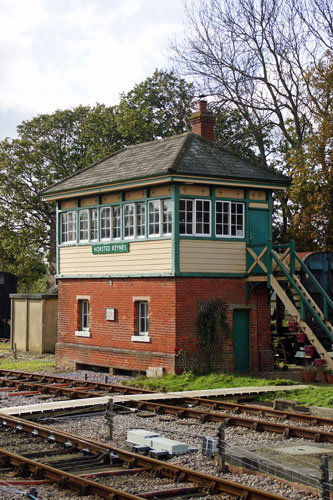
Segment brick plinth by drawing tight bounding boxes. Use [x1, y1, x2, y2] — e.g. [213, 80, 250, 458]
[56, 277, 273, 374]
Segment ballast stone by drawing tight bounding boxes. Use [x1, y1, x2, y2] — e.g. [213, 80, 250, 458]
[126, 429, 192, 455]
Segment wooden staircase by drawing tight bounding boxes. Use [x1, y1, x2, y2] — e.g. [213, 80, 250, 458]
[269, 247, 333, 370]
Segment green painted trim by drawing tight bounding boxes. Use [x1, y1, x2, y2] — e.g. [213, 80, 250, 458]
[173, 175, 289, 190]
[56, 273, 175, 279]
[56, 271, 245, 279]
[179, 236, 246, 242]
[43, 175, 174, 200]
[172, 184, 180, 274]
[56, 202, 60, 275]
[43, 172, 288, 202]
[175, 272, 246, 278]
[267, 192, 273, 240]
[245, 189, 250, 245]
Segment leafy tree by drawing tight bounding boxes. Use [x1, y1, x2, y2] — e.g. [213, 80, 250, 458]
[287, 57, 333, 250]
[172, 0, 332, 246]
[115, 69, 195, 144]
[0, 104, 121, 291]
[0, 72, 196, 290]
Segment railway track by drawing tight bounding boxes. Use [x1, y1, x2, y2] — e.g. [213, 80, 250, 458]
[1, 369, 332, 444]
[0, 413, 298, 500]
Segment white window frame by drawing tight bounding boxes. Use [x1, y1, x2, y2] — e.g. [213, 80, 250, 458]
[79, 209, 89, 242]
[162, 199, 172, 236]
[123, 203, 135, 239]
[136, 202, 146, 238]
[137, 301, 149, 335]
[75, 297, 90, 337]
[215, 201, 245, 238]
[148, 199, 172, 237]
[90, 208, 98, 241]
[60, 211, 76, 244]
[112, 205, 121, 240]
[100, 206, 111, 240]
[179, 198, 211, 237]
[100, 205, 121, 241]
[179, 199, 193, 235]
[194, 199, 211, 236]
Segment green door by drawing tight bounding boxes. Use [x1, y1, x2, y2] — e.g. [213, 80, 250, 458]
[247, 209, 269, 275]
[233, 309, 250, 371]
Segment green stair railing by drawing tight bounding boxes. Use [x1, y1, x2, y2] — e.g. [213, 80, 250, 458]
[268, 240, 333, 344]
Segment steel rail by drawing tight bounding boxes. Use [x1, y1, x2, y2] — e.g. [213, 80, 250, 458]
[121, 399, 333, 443]
[1, 369, 332, 430]
[0, 448, 145, 500]
[0, 414, 293, 500]
[156, 395, 333, 427]
[0, 369, 153, 394]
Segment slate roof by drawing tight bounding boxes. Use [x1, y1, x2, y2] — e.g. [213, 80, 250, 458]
[42, 132, 290, 196]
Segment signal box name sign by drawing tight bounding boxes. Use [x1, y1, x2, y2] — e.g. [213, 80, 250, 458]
[92, 242, 129, 254]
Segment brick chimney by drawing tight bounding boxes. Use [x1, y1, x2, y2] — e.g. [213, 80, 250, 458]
[189, 100, 215, 141]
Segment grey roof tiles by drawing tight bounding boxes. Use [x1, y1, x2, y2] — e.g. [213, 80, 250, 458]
[43, 132, 290, 195]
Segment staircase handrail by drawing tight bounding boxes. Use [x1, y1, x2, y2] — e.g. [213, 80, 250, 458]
[293, 252, 333, 319]
[270, 249, 333, 343]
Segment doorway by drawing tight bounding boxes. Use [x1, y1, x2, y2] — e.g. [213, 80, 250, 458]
[233, 309, 250, 371]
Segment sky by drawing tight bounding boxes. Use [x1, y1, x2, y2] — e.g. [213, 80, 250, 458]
[0, 0, 185, 140]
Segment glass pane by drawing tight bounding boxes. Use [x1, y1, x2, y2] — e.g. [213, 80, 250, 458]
[101, 207, 111, 239]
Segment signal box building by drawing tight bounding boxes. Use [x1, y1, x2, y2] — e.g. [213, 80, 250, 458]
[42, 102, 290, 374]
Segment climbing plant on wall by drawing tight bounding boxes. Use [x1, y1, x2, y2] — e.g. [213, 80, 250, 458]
[196, 298, 231, 374]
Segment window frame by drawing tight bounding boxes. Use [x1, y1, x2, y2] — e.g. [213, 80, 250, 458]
[148, 199, 172, 238]
[75, 297, 91, 337]
[123, 203, 135, 240]
[179, 198, 211, 237]
[137, 301, 149, 336]
[215, 200, 245, 238]
[60, 211, 77, 244]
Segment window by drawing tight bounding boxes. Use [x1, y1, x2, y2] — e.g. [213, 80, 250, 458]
[80, 300, 90, 330]
[179, 199, 193, 235]
[79, 210, 89, 242]
[124, 204, 135, 239]
[148, 200, 160, 236]
[79, 209, 98, 242]
[112, 206, 121, 239]
[195, 199, 211, 235]
[138, 301, 149, 335]
[90, 208, 98, 241]
[60, 211, 76, 243]
[216, 201, 244, 237]
[179, 199, 211, 236]
[162, 199, 172, 235]
[100, 207, 111, 240]
[100, 205, 121, 240]
[148, 200, 172, 237]
[136, 202, 146, 237]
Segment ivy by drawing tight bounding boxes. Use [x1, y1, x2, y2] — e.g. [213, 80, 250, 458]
[197, 298, 231, 347]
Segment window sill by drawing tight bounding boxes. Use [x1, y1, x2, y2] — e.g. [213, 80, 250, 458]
[75, 330, 91, 337]
[131, 335, 151, 343]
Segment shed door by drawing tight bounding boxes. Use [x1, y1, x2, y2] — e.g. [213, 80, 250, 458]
[247, 209, 269, 275]
[233, 309, 250, 371]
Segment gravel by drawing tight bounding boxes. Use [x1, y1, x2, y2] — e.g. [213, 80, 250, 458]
[0, 370, 323, 500]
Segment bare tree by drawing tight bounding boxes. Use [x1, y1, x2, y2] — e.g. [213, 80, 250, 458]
[171, 0, 332, 166]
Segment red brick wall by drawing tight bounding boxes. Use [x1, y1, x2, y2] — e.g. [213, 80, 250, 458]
[57, 277, 177, 372]
[56, 277, 273, 373]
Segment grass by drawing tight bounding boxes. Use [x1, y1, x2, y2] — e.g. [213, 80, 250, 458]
[1, 340, 332, 407]
[126, 371, 333, 408]
[0, 341, 56, 372]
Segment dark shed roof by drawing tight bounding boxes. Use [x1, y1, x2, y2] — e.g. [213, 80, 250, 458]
[43, 132, 290, 196]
